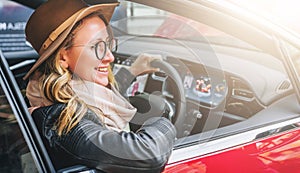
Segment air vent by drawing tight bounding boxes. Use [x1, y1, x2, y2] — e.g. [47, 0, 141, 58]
[277, 80, 291, 91]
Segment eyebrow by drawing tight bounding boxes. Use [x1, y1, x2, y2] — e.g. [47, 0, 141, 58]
[90, 36, 110, 44]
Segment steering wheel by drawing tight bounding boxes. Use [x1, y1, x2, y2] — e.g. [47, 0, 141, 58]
[129, 59, 189, 138]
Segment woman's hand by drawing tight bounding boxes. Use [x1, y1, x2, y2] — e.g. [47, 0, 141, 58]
[128, 53, 162, 76]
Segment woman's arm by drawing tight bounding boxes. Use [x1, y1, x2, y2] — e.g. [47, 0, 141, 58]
[114, 67, 135, 95]
[32, 104, 176, 173]
[114, 53, 161, 95]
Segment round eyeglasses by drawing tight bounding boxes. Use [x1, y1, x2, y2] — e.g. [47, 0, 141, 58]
[70, 38, 117, 60]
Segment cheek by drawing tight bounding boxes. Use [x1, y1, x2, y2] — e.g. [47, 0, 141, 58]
[67, 49, 95, 73]
[72, 59, 95, 78]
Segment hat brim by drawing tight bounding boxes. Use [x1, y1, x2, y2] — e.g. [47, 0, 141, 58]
[23, 3, 119, 80]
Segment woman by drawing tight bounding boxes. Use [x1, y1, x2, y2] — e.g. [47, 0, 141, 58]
[24, 0, 176, 172]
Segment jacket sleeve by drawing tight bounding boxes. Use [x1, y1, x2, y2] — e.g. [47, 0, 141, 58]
[114, 67, 136, 95]
[33, 104, 176, 173]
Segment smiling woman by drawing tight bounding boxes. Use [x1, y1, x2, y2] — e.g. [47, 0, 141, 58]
[22, 0, 176, 172]
[58, 15, 116, 87]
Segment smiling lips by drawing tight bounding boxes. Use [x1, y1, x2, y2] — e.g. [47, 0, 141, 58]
[95, 67, 108, 73]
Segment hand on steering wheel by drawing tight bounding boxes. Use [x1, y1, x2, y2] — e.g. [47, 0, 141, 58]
[129, 54, 192, 138]
[128, 53, 162, 76]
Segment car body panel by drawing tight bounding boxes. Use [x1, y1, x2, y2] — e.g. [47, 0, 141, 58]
[164, 127, 300, 173]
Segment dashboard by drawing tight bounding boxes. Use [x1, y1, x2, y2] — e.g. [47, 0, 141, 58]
[112, 54, 272, 134]
[114, 56, 228, 107]
[113, 54, 265, 122]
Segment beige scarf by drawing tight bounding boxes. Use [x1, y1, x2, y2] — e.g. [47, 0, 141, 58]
[26, 79, 136, 132]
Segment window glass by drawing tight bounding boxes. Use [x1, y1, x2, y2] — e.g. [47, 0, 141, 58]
[112, 2, 256, 50]
[0, 87, 38, 172]
[111, 2, 285, 72]
[111, 2, 292, 141]
[228, 0, 300, 35]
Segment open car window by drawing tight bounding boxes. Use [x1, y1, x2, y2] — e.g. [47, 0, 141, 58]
[1, 0, 300, 170]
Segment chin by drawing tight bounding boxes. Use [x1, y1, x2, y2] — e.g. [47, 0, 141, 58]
[95, 80, 109, 87]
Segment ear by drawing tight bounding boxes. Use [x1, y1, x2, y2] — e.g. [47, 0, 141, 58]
[59, 49, 69, 69]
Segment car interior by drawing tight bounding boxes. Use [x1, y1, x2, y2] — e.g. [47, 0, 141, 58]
[1, 0, 300, 172]
[2, 0, 300, 143]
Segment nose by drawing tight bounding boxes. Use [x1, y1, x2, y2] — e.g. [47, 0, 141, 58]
[101, 49, 115, 63]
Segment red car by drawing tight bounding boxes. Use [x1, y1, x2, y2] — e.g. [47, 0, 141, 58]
[1, 0, 300, 172]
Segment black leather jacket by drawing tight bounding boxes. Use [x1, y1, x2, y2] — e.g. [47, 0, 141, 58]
[32, 103, 176, 173]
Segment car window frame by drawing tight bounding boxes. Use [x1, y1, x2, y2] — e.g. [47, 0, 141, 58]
[0, 50, 55, 173]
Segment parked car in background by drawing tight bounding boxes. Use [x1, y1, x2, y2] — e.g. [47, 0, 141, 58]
[1, 0, 300, 172]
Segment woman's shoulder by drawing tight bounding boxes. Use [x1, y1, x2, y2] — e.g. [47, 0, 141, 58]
[31, 103, 103, 143]
[33, 103, 66, 115]
[31, 103, 101, 126]
[31, 103, 66, 130]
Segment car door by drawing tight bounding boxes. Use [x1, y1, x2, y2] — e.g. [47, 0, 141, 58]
[114, 1, 300, 172]
[0, 49, 103, 173]
[0, 50, 55, 172]
[2, 0, 300, 172]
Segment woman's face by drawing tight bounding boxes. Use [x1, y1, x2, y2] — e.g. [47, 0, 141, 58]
[60, 16, 114, 86]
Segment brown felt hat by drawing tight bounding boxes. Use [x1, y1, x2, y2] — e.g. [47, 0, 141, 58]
[24, 0, 119, 79]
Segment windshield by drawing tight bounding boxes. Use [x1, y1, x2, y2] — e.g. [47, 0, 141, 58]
[111, 2, 257, 50]
[227, 0, 300, 35]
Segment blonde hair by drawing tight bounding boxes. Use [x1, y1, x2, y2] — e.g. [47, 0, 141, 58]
[36, 14, 116, 136]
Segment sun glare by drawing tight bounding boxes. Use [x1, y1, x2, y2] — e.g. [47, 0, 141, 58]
[229, 0, 300, 32]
